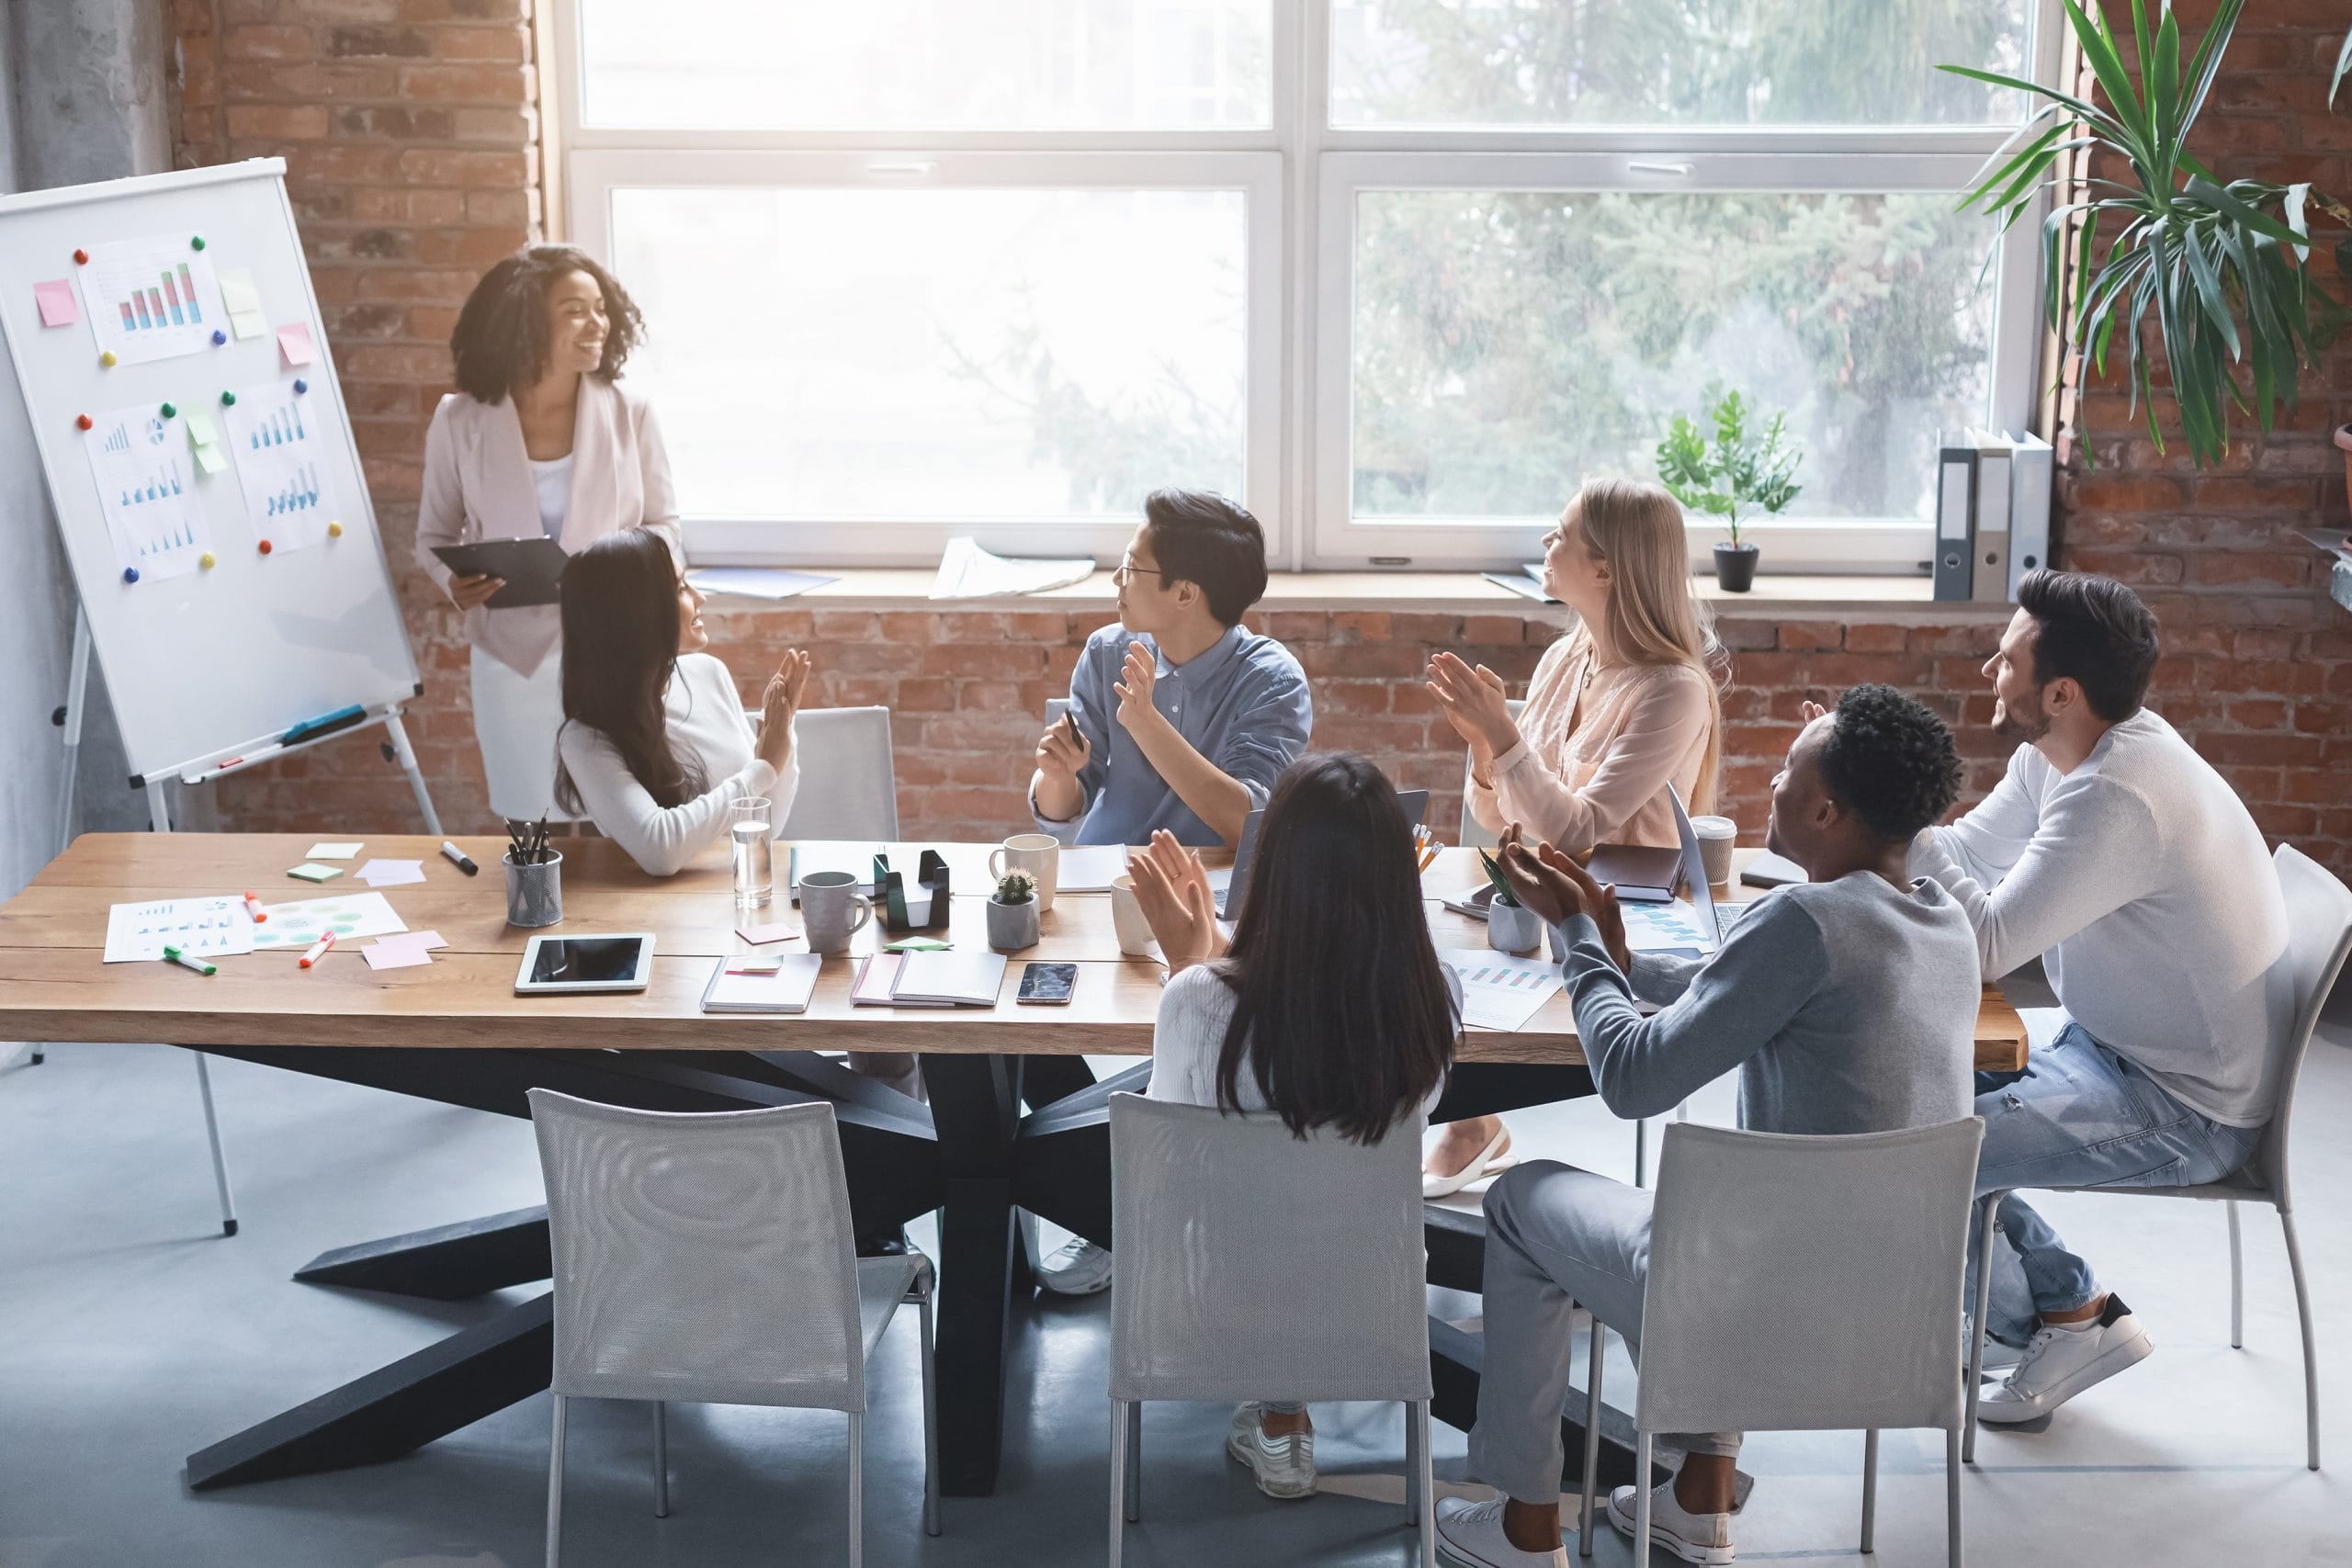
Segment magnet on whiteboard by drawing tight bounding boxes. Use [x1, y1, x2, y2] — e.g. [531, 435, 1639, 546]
[74, 248, 89, 265]
[123, 568, 139, 584]
[99, 351, 118, 367]
[211, 329, 227, 345]
[327, 521, 344, 538]
[161, 401, 176, 419]
[220, 390, 237, 405]
[293, 378, 309, 394]
[258, 539, 273, 556]
[191, 235, 207, 250]
[75, 413, 92, 430]
[199, 552, 217, 570]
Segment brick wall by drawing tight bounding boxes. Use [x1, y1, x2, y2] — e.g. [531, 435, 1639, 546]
[163, 0, 2352, 875]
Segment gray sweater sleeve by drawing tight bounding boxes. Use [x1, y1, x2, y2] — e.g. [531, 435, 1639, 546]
[1555, 901, 1829, 1121]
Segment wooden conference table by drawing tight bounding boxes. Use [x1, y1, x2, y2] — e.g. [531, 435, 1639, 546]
[0, 832, 2026, 1498]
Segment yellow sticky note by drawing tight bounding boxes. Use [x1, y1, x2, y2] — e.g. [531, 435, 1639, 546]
[305, 840, 364, 860]
[219, 268, 261, 316]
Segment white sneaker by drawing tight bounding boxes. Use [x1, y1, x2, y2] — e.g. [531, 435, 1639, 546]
[1964, 1325, 2027, 1375]
[1035, 1237, 1113, 1296]
[1226, 1404, 1316, 1499]
[1435, 1495, 1567, 1566]
[1976, 1295, 2153, 1424]
[1607, 1480, 1735, 1565]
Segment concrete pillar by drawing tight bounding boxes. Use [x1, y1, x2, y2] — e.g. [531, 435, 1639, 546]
[7, 0, 170, 192]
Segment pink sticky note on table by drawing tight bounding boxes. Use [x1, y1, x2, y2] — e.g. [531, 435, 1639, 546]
[362, 942, 433, 972]
[376, 930, 447, 953]
[736, 921, 802, 945]
[34, 279, 78, 327]
[277, 321, 316, 367]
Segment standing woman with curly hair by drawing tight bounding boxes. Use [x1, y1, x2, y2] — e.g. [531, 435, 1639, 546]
[416, 245, 677, 821]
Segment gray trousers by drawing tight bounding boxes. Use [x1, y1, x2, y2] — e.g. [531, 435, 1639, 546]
[1468, 1160, 1740, 1505]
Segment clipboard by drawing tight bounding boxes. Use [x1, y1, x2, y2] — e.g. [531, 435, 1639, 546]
[876, 851, 952, 933]
[430, 536, 571, 608]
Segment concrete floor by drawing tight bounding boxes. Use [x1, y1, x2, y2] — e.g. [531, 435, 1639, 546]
[4, 1035, 2351, 1568]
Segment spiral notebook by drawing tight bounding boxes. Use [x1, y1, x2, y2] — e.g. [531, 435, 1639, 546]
[700, 953, 822, 1014]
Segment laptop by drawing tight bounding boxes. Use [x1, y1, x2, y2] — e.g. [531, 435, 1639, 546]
[1213, 788, 1430, 918]
[1668, 784, 1751, 945]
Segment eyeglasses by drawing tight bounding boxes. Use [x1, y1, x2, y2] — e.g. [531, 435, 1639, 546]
[1112, 558, 1170, 587]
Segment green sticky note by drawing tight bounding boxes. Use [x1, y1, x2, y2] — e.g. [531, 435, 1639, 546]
[287, 863, 343, 883]
[192, 442, 226, 475]
[884, 938, 953, 953]
[185, 409, 219, 446]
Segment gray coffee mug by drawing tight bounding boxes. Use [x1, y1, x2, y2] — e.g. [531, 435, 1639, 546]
[1487, 897, 1542, 955]
[800, 869, 874, 955]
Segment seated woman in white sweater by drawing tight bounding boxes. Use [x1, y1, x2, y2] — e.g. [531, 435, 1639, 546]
[1127, 751, 1460, 1503]
[552, 529, 806, 873]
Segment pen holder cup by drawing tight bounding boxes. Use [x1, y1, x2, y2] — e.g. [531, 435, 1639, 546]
[505, 851, 563, 929]
[1487, 898, 1541, 955]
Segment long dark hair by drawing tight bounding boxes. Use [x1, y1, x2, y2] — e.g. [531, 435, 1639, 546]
[1214, 753, 1458, 1144]
[450, 243, 645, 405]
[552, 531, 707, 814]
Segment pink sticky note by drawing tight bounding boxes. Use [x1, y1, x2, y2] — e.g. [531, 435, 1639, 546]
[362, 942, 433, 971]
[736, 921, 802, 945]
[277, 321, 316, 367]
[376, 930, 447, 953]
[34, 279, 78, 327]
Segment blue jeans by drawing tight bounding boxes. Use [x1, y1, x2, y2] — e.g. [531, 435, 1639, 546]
[1970, 1021, 2263, 1345]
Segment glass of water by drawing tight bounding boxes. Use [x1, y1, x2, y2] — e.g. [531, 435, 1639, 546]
[730, 796, 774, 908]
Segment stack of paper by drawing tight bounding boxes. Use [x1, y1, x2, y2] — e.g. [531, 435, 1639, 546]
[931, 537, 1095, 600]
[1437, 947, 1566, 1032]
[687, 567, 840, 600]
[703, 953, 823, 1013]
[104, 897, 257, 964]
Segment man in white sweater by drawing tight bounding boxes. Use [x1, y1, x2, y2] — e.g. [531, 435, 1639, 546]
[1911, 570, 2287, 1426]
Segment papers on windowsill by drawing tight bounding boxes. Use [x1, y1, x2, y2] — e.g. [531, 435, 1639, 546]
[686, 567, 840, 600]
[1436, 947, 1566, 1032]
[104, 896, 257, 964]
[355, 858, 426, 887]
[931, 537, 1095, 600]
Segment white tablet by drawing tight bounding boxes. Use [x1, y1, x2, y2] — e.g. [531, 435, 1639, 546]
[514, 933, 656, 995]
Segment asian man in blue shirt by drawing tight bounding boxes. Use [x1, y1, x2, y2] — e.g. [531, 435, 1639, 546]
[1030, 489, 1312, 848]
[1025, 488, 1312, 1295]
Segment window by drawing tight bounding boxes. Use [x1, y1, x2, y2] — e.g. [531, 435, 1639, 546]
[553, 2, 2061, 570]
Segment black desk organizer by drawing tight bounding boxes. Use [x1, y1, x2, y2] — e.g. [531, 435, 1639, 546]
[876, 850, 951, 932]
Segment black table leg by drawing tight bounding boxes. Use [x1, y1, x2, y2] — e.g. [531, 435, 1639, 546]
[922, 1052, 1026, 1497]
[294, 1206, 551, 1301]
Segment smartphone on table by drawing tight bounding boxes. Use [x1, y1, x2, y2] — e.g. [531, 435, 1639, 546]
[1017, 962, 1079, 1005]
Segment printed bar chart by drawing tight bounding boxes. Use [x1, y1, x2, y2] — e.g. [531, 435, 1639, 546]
[224, 380, 342, 553]
[83, 403, 215, 581]
[85, 234, 225, 366]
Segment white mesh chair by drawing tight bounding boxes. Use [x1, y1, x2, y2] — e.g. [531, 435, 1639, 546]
[528, 1090, 938, 1567]
[1107, 1094, 1436, 1567]
[763, 705, 900, 840]
[1580, 1118, 1983, 1568]
[1965, 844, 2352, 1472]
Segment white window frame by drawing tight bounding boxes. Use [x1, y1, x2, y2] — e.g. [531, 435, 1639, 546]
[548, 1, 2064, 574]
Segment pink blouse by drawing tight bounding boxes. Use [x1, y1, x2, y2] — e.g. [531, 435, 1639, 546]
[1466, 627, 1715, 852]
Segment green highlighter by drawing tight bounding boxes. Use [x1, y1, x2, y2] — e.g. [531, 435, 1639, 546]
[163, 944, 218, 976]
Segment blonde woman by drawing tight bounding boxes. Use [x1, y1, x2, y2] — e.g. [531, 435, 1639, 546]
[1421, 477, 1724, 1195]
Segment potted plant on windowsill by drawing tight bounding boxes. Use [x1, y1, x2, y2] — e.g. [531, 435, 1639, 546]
[988, 870, 1040, 952]
[1656, 385, 1804, 592]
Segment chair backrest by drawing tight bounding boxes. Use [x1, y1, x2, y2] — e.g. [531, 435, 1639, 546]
[769, 705, 899, 840]
[1636, 1117, 1984, 1438]
[528, 1089, 867, 1412]
[1455, 698, 1528, 849]
[1108, 1093, 1432, 1404]
[2250, 844, 2352, 1203]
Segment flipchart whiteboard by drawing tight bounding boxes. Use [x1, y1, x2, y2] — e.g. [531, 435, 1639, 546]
[0, 159, 419, 786]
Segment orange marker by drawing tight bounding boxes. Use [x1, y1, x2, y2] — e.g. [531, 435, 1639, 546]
[299, 931, 335, 968]
[242, 892, 266, 923]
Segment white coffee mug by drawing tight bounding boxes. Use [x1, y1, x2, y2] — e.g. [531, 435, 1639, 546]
[800, 870, 874, 955]
[989, 832, 1061, 913]
[1691, 815, 1738, 887]
[1109, 874, 1156, 957]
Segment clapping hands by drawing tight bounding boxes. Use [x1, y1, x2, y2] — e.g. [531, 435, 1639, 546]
[1496, 823, 1633, 972]
[1126, 829, 1227, 975]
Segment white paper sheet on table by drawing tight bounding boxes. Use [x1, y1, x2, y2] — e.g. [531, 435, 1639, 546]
[1436, 947, 1566, 1032]
[1621, 901, 1718, 954]
[1055, 845, 1132, 892]
[104, 896, 257, 963]
[930, 536, 1094, 599]
[355, 858, 426, 887]
[248, 891, 406, 950]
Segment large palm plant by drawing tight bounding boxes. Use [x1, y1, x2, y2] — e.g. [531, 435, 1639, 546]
[1944, 0, 2348, 466]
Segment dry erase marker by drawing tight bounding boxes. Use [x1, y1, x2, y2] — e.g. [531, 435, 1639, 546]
[163, 944, 217, 976]
[439, 840, 480, 876]
[242, 891, 267, 922]
[299, 931, 336, 968]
